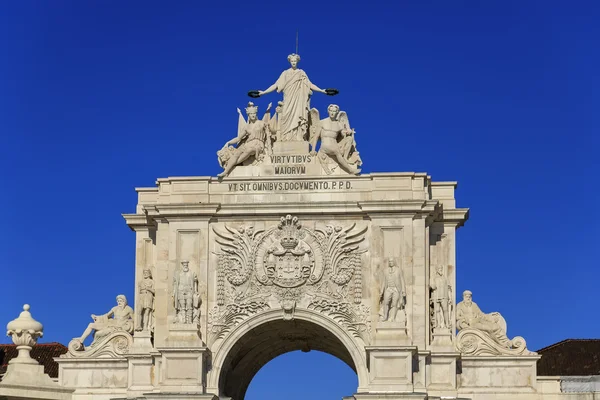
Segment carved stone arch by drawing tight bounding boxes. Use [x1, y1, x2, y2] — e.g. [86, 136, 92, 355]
[207, 309, 369, 399]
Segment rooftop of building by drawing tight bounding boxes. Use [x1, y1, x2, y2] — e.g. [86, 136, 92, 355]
[537, 339, 600, 376]
[0, 342, 67, 379]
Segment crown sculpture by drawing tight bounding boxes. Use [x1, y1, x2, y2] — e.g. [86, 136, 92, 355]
[217, 53, 362, 178]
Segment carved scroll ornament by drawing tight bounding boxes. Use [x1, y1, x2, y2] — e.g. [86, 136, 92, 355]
[64, 331, 133, 359]
[456, 329, 533, 356]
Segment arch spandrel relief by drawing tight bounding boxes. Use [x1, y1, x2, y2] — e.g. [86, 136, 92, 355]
[209, 215, 371, 346]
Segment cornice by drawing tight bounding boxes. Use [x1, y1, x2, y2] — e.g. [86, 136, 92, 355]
[437, 208, 470, 228]
[143, 203, 221, 220]
[132, 199, 448, 221]
[121, 214, 154, 231]
[430, 181, 458, 188]
[358, 200, 440, 218]
[215, 201, 364, 217]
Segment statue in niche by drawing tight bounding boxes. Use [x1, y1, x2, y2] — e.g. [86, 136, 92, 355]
[430, 265, 452, 331]
[77, 295, 134, 346]
[309, 104, 361, 175]
[173, 260, 200, 324]
[135, 268, 155, 332]
[456, 290, 512, 347]
[217, 102, 270, 178]
[252, 53, 336, 141]
[378, 259, 407, 322]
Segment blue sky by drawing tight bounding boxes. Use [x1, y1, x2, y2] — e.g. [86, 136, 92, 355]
[0, 1, 597, 399]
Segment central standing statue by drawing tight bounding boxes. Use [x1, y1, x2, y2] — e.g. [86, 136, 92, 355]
[254, 53, 331, 141]
[379, 259, 407, 323]
[173, 260, 200, 324]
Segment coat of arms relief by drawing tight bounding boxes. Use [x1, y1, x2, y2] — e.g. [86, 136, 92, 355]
[208, 215, 370, 345]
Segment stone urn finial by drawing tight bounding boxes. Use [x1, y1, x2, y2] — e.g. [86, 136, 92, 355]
[6, 304, 44, 365]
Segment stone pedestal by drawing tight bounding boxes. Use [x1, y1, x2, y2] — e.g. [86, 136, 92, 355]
[131, 330, 154, 352]
[125, 342, 156, 397]
[373, 322, 409, 345]
[156, 324, 207, 393]
[272, 141, 309, 155]
[427, 352, 460, 397]
[166, 324, 202, 347]
[0, 364, 74, 400]
[57, 358, 129, 396]
[365, 346, 418, 393]
[458, 355, 541, 395]
[156, 347, 209, 393]
[430, 328, 453, 348]
[127, 331, 155, 396]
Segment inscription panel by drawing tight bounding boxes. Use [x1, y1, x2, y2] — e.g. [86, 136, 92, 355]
[227, 180, 353, 192]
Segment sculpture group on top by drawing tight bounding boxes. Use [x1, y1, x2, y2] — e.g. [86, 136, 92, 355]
[217, 53, 362, 177]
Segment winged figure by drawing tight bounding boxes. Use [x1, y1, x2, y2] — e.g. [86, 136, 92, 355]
[309, 105, 362, 175]
[217, 102, 269, 178]
[316, 223, 367, 297]
[268, 101, 283, 143]
[213, 225, 264, 298]
[262, 102, 274, 155]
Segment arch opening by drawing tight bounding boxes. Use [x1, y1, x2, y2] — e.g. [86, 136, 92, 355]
[217, 318, 358, 400]
[245, 350, 358, 399]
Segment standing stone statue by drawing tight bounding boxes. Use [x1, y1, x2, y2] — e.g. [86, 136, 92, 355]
[136, 268, 155, 332]
[255, 53, 330, 141]
[173, 260, 199, 324]
[456, 290, 511, 347]
[78, 295, 134, 345]
[378, 259, 407, 322]
[217, 102, 269, 177]
[430, 265, 452, 330]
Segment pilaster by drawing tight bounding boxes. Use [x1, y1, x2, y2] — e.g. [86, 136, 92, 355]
[153, 217, 171, 348]
[411, 215, 428, 349]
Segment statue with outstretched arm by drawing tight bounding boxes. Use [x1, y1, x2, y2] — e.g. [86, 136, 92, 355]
[250, 53, 337, 141]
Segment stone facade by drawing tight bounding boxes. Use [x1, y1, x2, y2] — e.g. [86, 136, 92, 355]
[117, 170, 470, 400]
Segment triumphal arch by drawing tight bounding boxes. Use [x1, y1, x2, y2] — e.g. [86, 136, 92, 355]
[52, 54, 552, 400]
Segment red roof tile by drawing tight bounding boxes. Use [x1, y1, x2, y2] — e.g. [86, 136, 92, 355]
[0, 342, 67, 379]
[537, 339, 600, 376]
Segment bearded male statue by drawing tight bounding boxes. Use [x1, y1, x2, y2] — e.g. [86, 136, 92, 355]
[456, 290, 512, 347]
